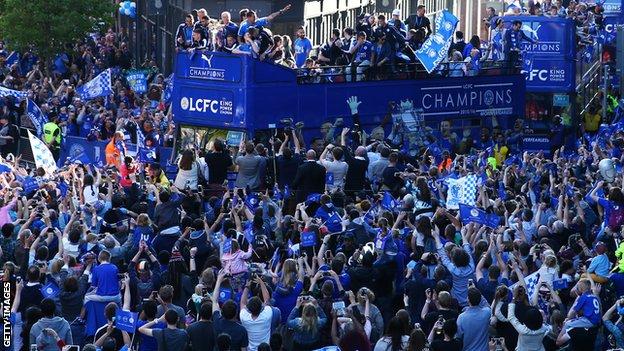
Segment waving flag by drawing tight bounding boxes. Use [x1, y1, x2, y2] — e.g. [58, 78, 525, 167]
[77, 68, 112, 100]
[28, 130, 57, 175]
[163, 73, 174, 103]
[459, 204, 500, 228]
[381, 192, 399, 211]
[22, 176, 39, 195]
[510, 271, 540, 299]
[0, 85, 28, 99]
[26, 99, 48, 136]
[415, 10, 459, 73]
[445, 175, 478, 209]
[245, 193, 260, 210]
[40, 280, 60, 298]
[115, 310, 138, 333]
[306, 193, 322, 205]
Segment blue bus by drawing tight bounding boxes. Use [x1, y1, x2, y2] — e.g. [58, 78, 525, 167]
[170, 51, 526, 151]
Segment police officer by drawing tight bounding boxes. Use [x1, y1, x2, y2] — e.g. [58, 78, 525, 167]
[43, 116, 61, 160]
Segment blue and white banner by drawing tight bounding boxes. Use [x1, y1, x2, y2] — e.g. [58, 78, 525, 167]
[28, 130, 57, 174]
[511, 271, 540, 299]
[115, 310, 138, 333]
[77, 68, 112, 100]
[415, 10, 459, 73]
[445, 174, 478, 209]
[126, 69, 148, 94]
[0, 85, 28, 99]
[27, 99, 48, 136]
[459, 204, 500, 228]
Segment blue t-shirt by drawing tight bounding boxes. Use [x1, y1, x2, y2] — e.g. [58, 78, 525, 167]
[588, 253, 610, 277]
[355, 41, 373, 62]
[294, 37, 312, 68]
[91, 262, 120, 296]
[574, 292, 601, 325]
[237, 43, 252, 53]
[238, 18, 269, 37]
[133, 226, 155, 248]
[136, 320, 166, 351]
[272, 280, 303, 323]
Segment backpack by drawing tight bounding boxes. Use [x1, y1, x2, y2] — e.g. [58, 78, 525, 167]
[608, 202, 624, 230]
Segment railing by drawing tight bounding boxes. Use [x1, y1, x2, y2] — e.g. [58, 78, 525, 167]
[293, 60, 521, 84]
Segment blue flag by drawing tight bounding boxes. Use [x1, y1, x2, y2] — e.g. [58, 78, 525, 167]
[300, 231, 317, 247]
[459, 204, 500, 228]
[163, 73, 174, 103]
[326, 172, 334, 185]
[0, 163, 11, 173]
[26, 99, 48, 137]
[40, 280, 60, 298]
[115, 310, 138, 333]
[498, 182, 507, 200]
[414, 10, 459, 73]
[22, 176, 39, 195]
[138, 147, 156, 163]
[0, 85, 28, 99]
[245, 193, 260, 210]
[381, 192, 399, 211]
[306, 193, 322, 205]
[77, 69, 112, 100]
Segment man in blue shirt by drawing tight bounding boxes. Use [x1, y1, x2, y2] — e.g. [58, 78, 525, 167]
[294, 27, 312, 68]
[350, 31, 373, 82]
[457, 288, 491, 351]
[237, 5, 292, 40]
[564, 279, 601, 330]
[84, 250, 121, 304]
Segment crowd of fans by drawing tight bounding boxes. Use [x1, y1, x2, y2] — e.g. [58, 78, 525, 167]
[1, 1, 624, 351]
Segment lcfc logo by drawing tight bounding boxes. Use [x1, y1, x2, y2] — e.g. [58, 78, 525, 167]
[181, 97, 219, 114]
[470, 208, 479, 217]
[180, 97, 190, 110]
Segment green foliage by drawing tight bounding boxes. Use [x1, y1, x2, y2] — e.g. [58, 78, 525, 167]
[0, 0, 114, 61]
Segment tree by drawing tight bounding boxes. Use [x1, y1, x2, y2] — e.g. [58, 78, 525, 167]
[0, 0, 114, 63]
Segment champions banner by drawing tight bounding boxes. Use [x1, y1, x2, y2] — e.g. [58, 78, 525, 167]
[415, 10, 459, 73]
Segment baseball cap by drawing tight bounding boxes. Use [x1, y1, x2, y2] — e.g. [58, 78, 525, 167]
[392, 9, 401, 16]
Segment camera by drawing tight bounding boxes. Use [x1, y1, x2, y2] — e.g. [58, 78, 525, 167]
[280, 117, 294, 133]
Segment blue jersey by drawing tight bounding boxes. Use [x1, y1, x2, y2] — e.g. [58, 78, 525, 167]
[355, 41, 373, 62]
[294, 37, 312, 68]
[574, 292, 601, 325]
[238, 18, 269, 37]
